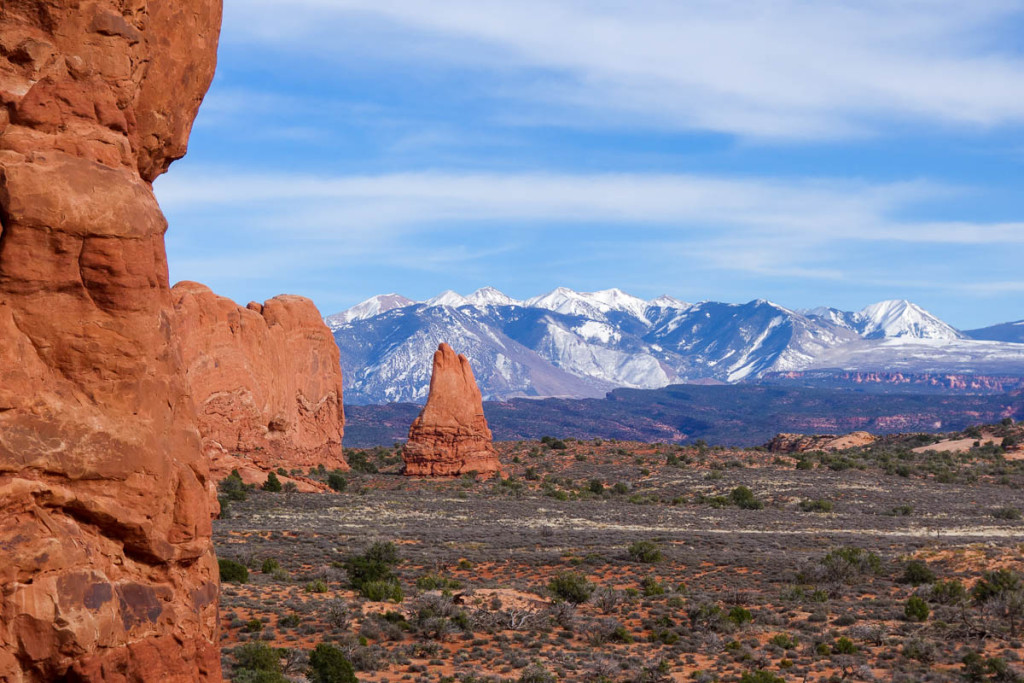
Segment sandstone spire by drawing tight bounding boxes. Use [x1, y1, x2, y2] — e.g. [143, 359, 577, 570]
[0, 1, 223, 679]
[403, 344, 502, 477]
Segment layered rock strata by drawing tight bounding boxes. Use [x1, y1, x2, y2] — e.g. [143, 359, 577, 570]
[171, 281, 347, 487]
[767, 431, 877, 454]
[0, 2, 223, 680]
[403, 343, 501, 477]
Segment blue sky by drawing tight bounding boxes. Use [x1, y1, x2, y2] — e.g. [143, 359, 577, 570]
[156, 0, 1024, 329]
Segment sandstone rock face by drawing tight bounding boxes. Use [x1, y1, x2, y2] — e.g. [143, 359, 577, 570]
[403, 344, 502, 477]
[171, 281, 347, 485]
[0, 2, 222, 681]
[767, 431, 877, 454]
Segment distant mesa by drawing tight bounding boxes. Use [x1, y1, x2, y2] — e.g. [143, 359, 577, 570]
[767, 431, 877, 454]
[172, 281, 348, 495]
[402, 343, 502, 477]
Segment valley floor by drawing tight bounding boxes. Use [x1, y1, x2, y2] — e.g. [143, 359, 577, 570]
[215, 439, 1024, 682]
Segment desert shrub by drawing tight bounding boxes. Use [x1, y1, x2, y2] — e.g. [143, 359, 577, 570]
[628, 540, 663, 563]
[346, 451, 378, 474]
[308, 643, 357, 683]
[727, 606, 753, 626]
[244, 618, 263, 633]
[901, 637, 936, 663]
[327, 471, 348, 492]
[804, 546, 882, 585]
[770, 633, 797, 650]
[219, 558, 249, 584]
[798, 498, 833, 513]
[262, 471, 282, 492]
[611, 482, 630, 495]
[587, 479, 605, 495]
[219, 470, 249, 502]
[345, 541, 400, 592]
[362, 579, 404, 603]
[730, 486, 764, 510]
[834, 636, 858, 655]
[931, 579, 967, 604]
[993, 506, 1022, 520]
[231, 642, 286, 683]
[416, 574, 462, 591]
[900, 560, 936, 586]
[739, 672, 785, 683]
[972, 569, 1022, 603]
[640, 576, 665, 597]
[261, 558, 280, 574]
[905, 595, 929, 622]
[306, 579, 328, 593]
[518, 663, 556, 683]
[688, 603, 728, 633]
[548, 571, 593, 604]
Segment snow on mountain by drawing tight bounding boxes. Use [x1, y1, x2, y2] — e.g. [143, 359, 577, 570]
[329, 288, 1019, 403]
[854, 300, 963, 341]
[325, 293, 415, 328]
[465, 287, 520, 307]
[425, 290, 471, 308]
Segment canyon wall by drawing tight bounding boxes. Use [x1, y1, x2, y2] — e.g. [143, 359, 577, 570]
[0, 1, 223, 680]
[172, 281, 347, 485]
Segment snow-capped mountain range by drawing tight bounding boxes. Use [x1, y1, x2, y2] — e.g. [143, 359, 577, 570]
[327, 288, 1024, 404]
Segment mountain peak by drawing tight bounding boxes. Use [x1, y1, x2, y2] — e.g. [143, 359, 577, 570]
[426, 290, 471, 308]
[466, 287, 520, 307]
[855, 299, 963, 340]
[326, 293, 415, 327]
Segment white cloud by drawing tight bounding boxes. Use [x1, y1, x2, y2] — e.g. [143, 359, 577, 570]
[226, 0, 1024, 139]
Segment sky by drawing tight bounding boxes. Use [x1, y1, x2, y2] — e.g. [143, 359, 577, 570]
[155, 0, 1024, 330]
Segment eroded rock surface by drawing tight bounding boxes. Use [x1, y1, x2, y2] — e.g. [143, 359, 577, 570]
[767, 431, 877, 454]
[403, 343, 501, 477]
[0, 1, 223, 680]
[172, 281, 347, 486]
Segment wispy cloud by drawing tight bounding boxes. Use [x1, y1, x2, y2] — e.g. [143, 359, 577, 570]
[226, 0, 1024, 140]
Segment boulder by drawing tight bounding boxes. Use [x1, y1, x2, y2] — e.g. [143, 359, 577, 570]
[0, 1, 223, 680]
[403, 344, 502, 477]
[171, 281, 347, 488]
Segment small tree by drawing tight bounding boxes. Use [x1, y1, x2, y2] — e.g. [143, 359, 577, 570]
[219, 558, 249, 584]
[262, 471, 282, 492]
[905, 595, 929, 622]
[628, 540, 663, 563]
[308, 643, 357, 683]
[327, 471, 348, 492]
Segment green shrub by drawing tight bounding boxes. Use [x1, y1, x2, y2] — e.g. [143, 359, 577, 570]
[219, 470, 249, 502]
[261, 558, 280, 574]
[327, 471, 348, 492]
[219, 558, 249, 584]
[905, 595, 929, 622]
[308, 643, 357, 683]
[769, 633, 797, 650]
[345, 541, 400, 591]
[727, 606, 753, 626]
[931, 579, 967, 604]
[972, 569, 1022, 603]
[730, 486, 764, 510]
[587, 479, 605, 495]
[361, 579, 404, 602]
[231, 641, 286, 682]
[627, 540, 663, 563]
[415, 574, 462, 591]
[262, 471, 282, 492]
[518, 663, 556, 683]
[798, 499, 833, 513]
[347, 451, 378, 474]
[993, 506, 1022, 520]
[244, 618, 263, 633]
[640, 576, 665, 597]
[548, 571, 593, 604]
[611, 482, 629, 495]
[739, 671, 785, 683]
[306, 579, 328, 593]
[900, 560, 936, 586]
[834, 636, 858, 655]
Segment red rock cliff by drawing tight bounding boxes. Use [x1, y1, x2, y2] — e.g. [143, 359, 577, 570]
[403, 343, 502, 477]
[0, 1, 223, 681]
[171, 281, 347, 483]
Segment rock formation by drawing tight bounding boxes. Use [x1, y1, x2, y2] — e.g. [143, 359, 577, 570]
[767, 431, 877, 454]
[171, 281, 347, 488]
[403, 343, 502, 477]
[0, 2, 223, 681]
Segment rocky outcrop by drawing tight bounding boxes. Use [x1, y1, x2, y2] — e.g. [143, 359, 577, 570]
[403, 344, 502, 477]
[0, 2, 222, 681]
[767, 431, 877, 454]
[171, 282, 347, 486]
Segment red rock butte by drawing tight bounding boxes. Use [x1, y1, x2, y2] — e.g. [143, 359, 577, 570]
[171, 281, 347, 490]
[0, 1, 223, 680]
[403, 343, 502, 477]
